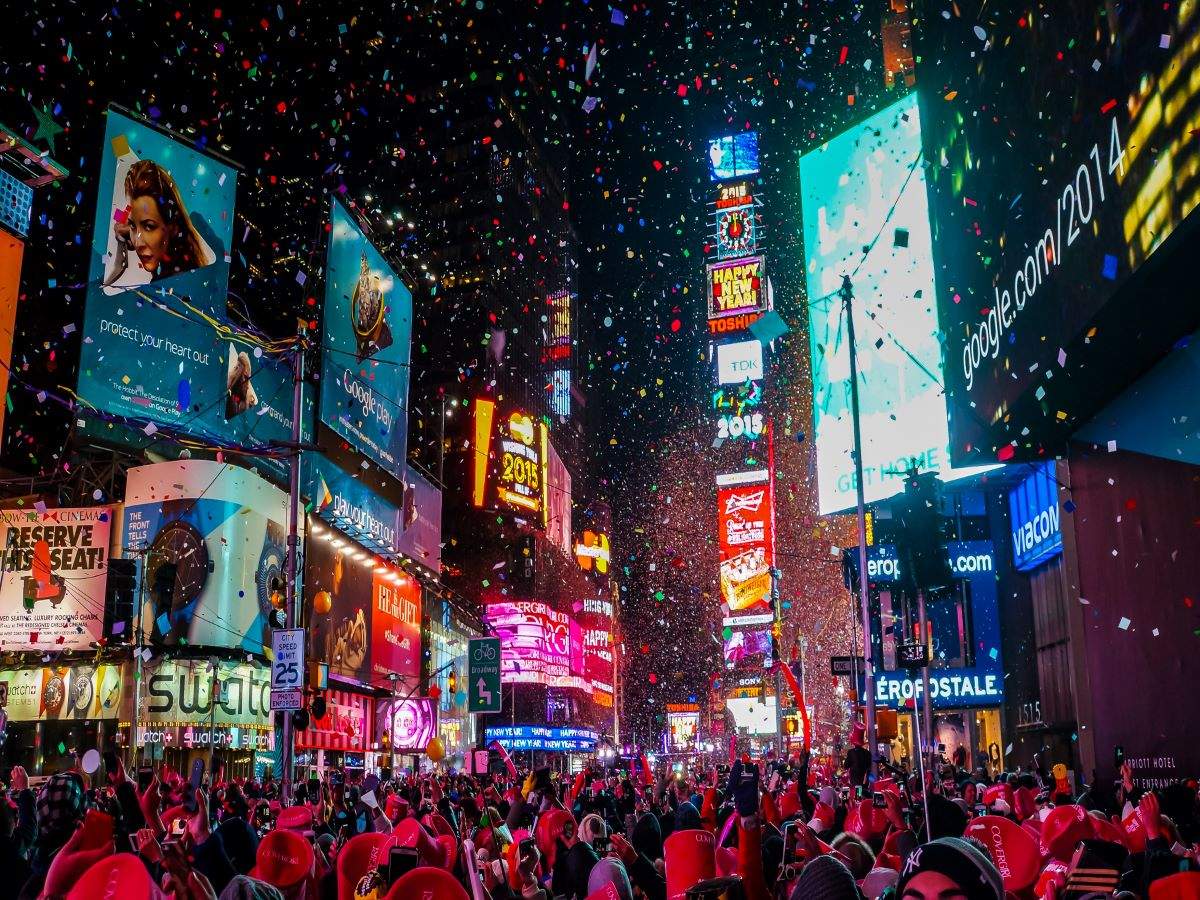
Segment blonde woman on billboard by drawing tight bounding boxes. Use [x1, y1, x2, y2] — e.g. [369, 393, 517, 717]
[103, 156, 215, 290]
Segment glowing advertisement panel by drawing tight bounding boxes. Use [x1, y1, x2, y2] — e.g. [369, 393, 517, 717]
[77, 111, 306, 478]
[707, 256, 765, 320]
[918, 2, 1200, 463]
[483, 600, 591, 692]
[723, 629, 773, 669]
[726, 695, 777, 736]
[580, 595, 614, 696]
[472, 399, 547, 521]
[0, 507, 112, 652]
[124, 460, 290, 654]
[375, 697, 437, 753]
[716, 472, 774, 627]
[801, 94, 992, 514]
[321, 199, 413, 481]
[667, 708, 700, 751]
[707, 132, 760, 181]
[0, 234, 22, 443]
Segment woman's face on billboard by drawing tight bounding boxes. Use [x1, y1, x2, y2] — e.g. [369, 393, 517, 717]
[129, 195, 174, 273]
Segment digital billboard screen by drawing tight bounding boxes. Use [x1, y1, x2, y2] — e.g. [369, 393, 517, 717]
[716, 471, 774, 626]
[375, 697, 437, 753]
[472, 398, 547, 520]
[483, 599, 590, 692]
[707, 132, 760, 181]
[124, 460, 289, 654]
[579, 595, 614, 696]
[76, 110, 306, 477]
[801, 94, 992, 514]
[0, 233, 21, 445]
[917, 2, 1200, 463]
[667, 707, 700, 751]
[320, 199, 413, 481]
[707, 256, 766, 320]
[723, 628, 773, 669]
[304, 520, 421, 686]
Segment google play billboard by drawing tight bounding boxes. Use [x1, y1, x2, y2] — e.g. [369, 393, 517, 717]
[800, 94, 993, 514]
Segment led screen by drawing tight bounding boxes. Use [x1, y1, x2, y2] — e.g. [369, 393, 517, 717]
[321, 199, 413, 480]
[667, 710, 700, 751]
[918, 1, 1200, 462]
[708, 132, 760, 181]
[472, 399, 547, 520]
[716, 473, 774, 626]
[801, 94, 992, 514]
[484, 600, 590, 691]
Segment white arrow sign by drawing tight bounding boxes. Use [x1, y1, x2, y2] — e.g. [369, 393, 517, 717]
[476, 677, 493, 708]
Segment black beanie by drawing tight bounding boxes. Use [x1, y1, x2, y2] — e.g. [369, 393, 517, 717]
[897, 838, 1004, 900]
[790, 854, 860, 900]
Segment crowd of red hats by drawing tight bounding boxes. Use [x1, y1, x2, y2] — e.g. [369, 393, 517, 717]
[0, 742, 1198, 900]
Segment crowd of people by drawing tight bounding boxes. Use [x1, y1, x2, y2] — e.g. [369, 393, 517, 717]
[0, 733, 1197, 900]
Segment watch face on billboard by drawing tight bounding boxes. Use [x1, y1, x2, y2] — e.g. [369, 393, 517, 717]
[321, 199, 413, 481]
[708, 132, 760, 181]
[472, 398, 547, 519]
[707, 256, 766, 320]
[801, 94, 994, 515]
[918, 1, 1200, 462]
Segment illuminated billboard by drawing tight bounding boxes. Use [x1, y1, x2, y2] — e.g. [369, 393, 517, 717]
[716, 207, 756, 258]
[707, 256, 765, 320]
[919, 1, 1200, 463]
[0, 233, 21, 444]
[305, 521, 422, 686]
[707, 132, 760, 181]
[715, 339, 764, 386]
[714, 179, 756, 211]
[716, 470, 774, 626]
[484, 600, 590, 691]
[580, 595, 614, 696]
[666, 705, 700, 752]
[76, 110, 307, 478]
[543, 289, 571, 362]
[723, 628, 773, 669]
[801, 94, 992, 514]
[320, 199, 413, 481]
[472, 398, 548, 520]
[124, 460, 290, 654]
[726, 695, 777, 735]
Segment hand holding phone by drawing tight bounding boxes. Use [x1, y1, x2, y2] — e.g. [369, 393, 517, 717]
[183, 759, 205, 813]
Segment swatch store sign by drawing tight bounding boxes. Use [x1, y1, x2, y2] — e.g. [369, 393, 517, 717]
[137, 659, 274, 751]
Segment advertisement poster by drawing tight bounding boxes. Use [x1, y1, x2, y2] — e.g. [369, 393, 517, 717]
[666, 705, 700, 751]
[483, 599, 591, 692]
[472, 398, 547, 520]
[800, 94, 992, 514]
[76, 110, 306, 478]
[306, 455, 402, 554]
[716, 475, 774, 625]
[375, 697, 437, 753]
[0, 664, 122, 721]
[706, 256, 765, 320]
[0, 506, 111, 651]
[305, 527, 420, 686]
[723, 629, 773, 669]
[320, 199, 413, 481]
[124, 460, 290, 654]
[397, 465, 442, 573]
[707, 132, 760, 181]
[918, 2, 1200, 461]
[0, 234, 22, 443]
[297, 689, 367, 752]
[544, 438, 572, 553]
[579, 595, 614, 697]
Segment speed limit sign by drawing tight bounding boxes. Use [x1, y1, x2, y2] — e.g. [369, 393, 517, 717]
[270, 628, 305, 710]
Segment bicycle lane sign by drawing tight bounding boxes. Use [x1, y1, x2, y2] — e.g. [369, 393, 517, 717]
[468, 637, 502, 713]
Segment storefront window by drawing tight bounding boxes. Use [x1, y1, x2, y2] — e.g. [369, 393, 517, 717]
[427, 597, 479, 763]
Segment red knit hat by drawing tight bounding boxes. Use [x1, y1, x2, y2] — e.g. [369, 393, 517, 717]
[964, 815, 1041, 892]
[383, 867, 469, 900]
[253, 828, 316, 891]
[1149, 872, 1200, 900]
[1041, 805, 1092, 861]
[534, 808, 576, 873]
[276, 805, 314, 833]
[337, 832, 398, 900]
[664, 829, 716, 900]
[68, 854, 165, 900]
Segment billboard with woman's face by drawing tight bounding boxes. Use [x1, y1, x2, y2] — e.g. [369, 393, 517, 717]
[76, 108, 307, 479]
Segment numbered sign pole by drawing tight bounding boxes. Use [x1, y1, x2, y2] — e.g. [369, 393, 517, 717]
[271, 628, 305, 711]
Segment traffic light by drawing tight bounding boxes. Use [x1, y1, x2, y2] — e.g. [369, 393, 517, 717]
[784, 716, 799, 736]
[104, 557, 137, 642]
[511, 534, 535, 586]
[895, 470, 953, 591]
[841, 548, 860, 594]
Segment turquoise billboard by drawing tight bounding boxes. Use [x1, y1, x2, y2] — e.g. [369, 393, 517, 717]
[76, 108, 306, 479]
[319, 200, 413, 482]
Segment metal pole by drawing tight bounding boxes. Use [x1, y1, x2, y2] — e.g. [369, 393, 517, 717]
[910, 684, 932, 841]
[917, 589, 933, 773]
[773, 569, 783, 757]
[208, 660, 218, 779]
[611, 580, 619, 746]
[129, 547, 148, 772]
[841, 274, 878, 776]
[280, 333, 305, 805]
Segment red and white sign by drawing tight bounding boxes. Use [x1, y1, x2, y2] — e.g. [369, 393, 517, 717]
[297, 690, 368, 752]
[370, 569, 421, 680]
[717, 474, 774, 624]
